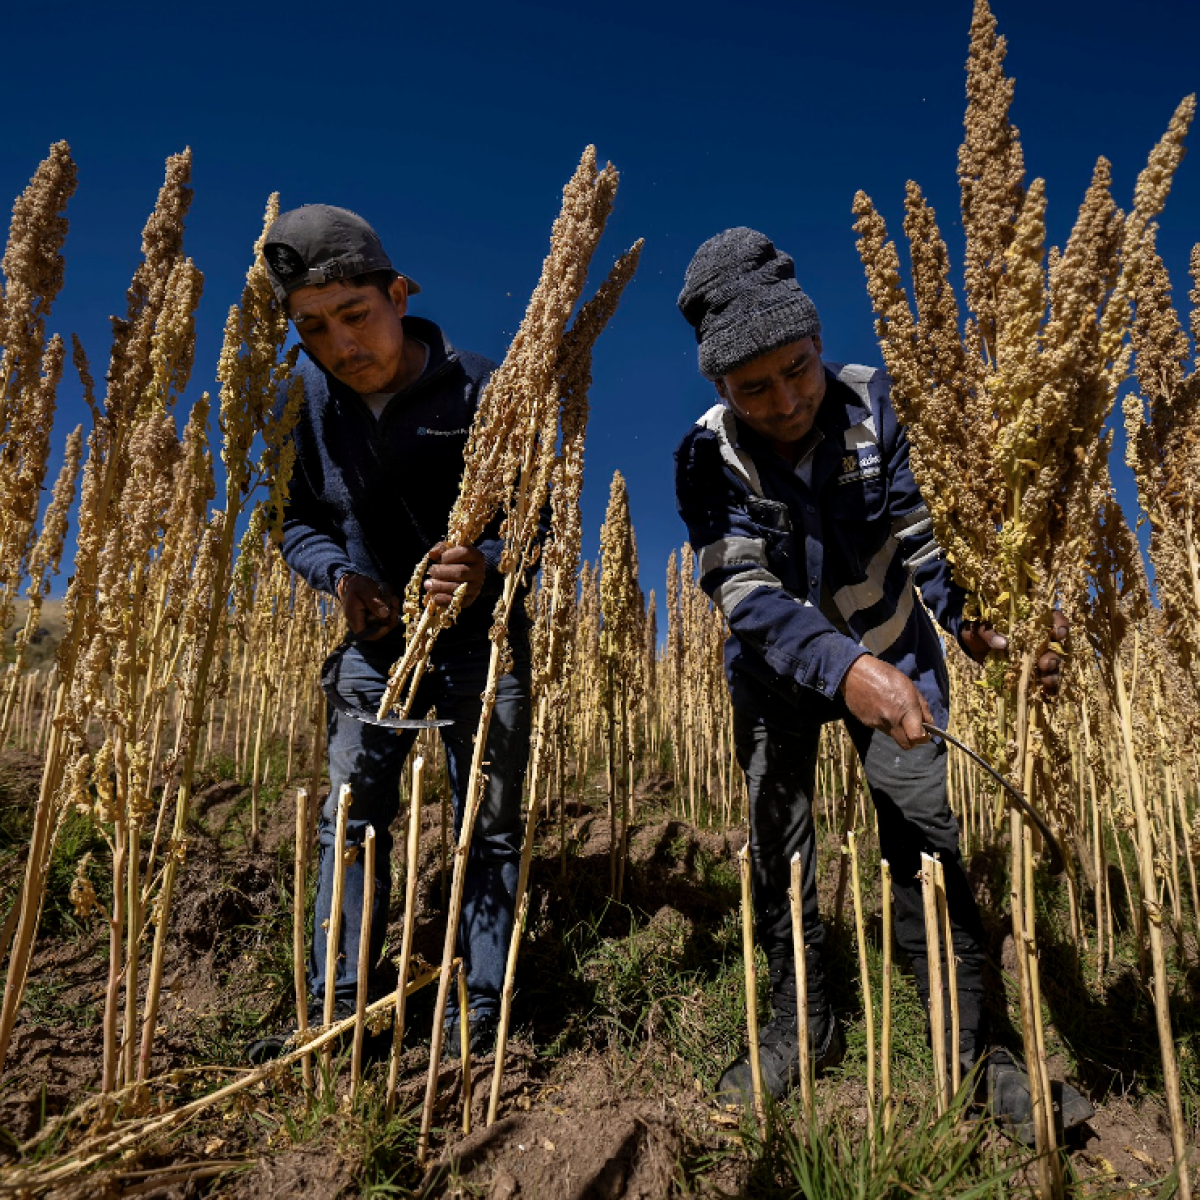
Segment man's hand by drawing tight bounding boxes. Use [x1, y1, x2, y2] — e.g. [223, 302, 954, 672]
[425, 543, 486, 609]
[961, 621, 1008, 663]
[337, 573, 399, 640]
[1037, 611, 1069, 698]
[839, 655, 932, 750]
[962, 612, 1068, 697]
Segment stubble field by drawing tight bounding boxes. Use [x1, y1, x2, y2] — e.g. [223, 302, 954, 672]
[1, 696, 1195, 1199]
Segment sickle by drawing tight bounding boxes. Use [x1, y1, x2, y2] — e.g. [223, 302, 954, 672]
[923, 721, 1065, 877]
[321, 639, 453, 731]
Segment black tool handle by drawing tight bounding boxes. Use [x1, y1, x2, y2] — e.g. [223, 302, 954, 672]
[923, 721, 1065, 877]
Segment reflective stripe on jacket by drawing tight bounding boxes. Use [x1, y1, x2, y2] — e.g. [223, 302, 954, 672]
[673, 362, 965, 727]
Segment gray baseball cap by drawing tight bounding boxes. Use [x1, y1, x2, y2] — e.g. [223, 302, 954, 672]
[262, 204, 421, 303]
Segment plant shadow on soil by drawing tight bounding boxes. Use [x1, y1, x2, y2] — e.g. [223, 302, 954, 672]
[1, 747, 1196, 1197]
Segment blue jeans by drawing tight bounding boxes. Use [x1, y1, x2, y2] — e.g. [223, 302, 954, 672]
[310, 631, 531, 1020]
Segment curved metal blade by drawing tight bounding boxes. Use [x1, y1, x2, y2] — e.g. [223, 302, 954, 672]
[923, 721, 1065, 877]
[321, 641, 452, 731]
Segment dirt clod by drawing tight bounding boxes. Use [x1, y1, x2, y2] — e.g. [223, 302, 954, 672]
[433, 1102, 682, 1200]
[224, 1144, 353, 1199]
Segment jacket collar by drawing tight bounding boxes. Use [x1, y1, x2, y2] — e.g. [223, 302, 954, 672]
[698, 361, 879, 497]
[821, 363, 872, 429]
[810, 367, 870, 493]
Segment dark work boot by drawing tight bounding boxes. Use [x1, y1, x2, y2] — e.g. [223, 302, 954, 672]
[247, 996, 392, 1066]
[715, 1007, 843, 1108]
[912, 964, 987, 1093]
[715, 952, 844, 1109]
[981, 1047, 1095, 1146]
[442, 1010, 500, 1060]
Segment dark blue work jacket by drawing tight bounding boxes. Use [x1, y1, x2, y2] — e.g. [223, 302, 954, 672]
[279, 315, 523, 650]
[674, 362, 966, 728]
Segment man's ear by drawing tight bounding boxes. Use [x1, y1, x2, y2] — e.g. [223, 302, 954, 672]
[387, 275, 409, 318]
[813, 332, 823, 356]
[714, 377, 728, 399]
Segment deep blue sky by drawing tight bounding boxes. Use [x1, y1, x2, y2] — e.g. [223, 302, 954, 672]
[4, 0, 1198, 605]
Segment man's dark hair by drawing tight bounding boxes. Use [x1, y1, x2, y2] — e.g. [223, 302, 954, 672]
[350, 268, 400, 296]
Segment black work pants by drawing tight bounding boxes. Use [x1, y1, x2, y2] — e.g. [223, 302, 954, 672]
[734, 707, 986, 1060]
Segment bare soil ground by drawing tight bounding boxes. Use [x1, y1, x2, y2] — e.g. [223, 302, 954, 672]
[0, 744, 1195, 1198]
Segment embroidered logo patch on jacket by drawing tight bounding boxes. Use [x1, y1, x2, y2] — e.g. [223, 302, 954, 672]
[837, 449, 882, 485]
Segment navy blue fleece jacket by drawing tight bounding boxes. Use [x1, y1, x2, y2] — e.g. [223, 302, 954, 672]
[280, 315, 523, 648]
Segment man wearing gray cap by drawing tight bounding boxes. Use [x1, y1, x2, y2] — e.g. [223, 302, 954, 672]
[673, 227, 1090, 1140]
[249, 204, 531, 1062]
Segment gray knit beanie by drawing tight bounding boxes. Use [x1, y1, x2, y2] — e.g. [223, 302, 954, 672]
[678, 227, 821, 379]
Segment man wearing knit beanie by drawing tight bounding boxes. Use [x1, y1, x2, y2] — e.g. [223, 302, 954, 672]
[673, 228, 1091, 1142]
